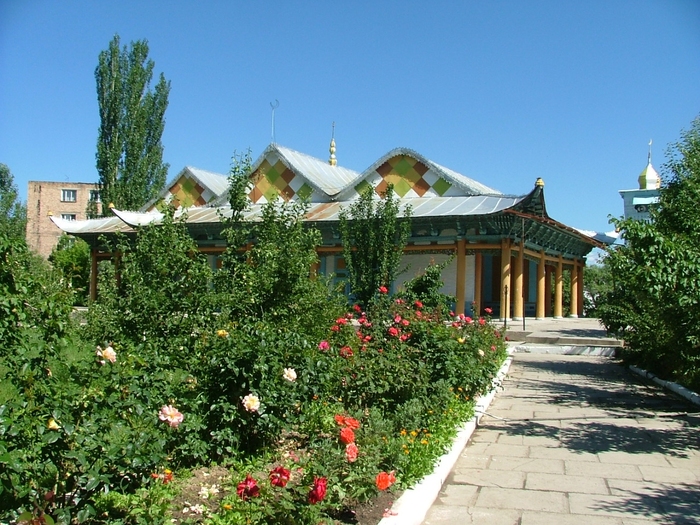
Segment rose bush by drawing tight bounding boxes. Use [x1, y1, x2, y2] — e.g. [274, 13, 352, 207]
[0, 159, 508, 523]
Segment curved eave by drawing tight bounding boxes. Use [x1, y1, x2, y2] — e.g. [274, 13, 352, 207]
[504, 209, 606, 250]
[50, 215, 134, 235]
[111, 208, 164, 227]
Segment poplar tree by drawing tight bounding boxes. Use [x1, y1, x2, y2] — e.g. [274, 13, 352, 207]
[94, 34, 170, 214]
[0, 163, 27, 241]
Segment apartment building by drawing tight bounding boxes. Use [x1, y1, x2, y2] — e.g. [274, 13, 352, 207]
[26, 181, 101, 258]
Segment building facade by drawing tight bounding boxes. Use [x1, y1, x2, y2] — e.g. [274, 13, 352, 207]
[619, 148, 661, 222]
[26, 181, 101, 258]
[53, 143, 606, 318]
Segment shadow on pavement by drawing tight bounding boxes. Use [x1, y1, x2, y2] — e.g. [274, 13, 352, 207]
[488, 357, 700, 458]
[595, 482, 700, 524]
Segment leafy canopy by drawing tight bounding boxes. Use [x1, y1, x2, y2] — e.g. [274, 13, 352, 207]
[94, 34, 170, 214]
[0, 163, 27, 241]
[339, 185, 412, 305]
[599, 114, 700, 391]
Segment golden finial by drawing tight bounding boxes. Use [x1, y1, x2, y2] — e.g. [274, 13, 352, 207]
[329, 121, 337, 166]
[535, 178, 545, 187]
[47, 210, 53, 217]
[108, 202, 115, 209]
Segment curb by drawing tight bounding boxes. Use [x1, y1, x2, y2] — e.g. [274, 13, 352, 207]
[628, 365, 700, 406]
[377, 351, 514, 525]
[511, 344, 618, 356]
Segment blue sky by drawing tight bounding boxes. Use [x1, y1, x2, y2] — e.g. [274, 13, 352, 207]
[1, 1, 699, 235]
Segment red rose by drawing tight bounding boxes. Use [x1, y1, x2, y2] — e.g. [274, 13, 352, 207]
[378, 286, 388, 294]
[479, 317, 486, 326]
[237, 474, 260, 500]
[269, 466, 291, 488]
[340, 346, 353, 358]
[388, 327, 399, 337]
[340, 427, 355, 444]
[308, 476, 328, 504]
[484, 307, 493, 314]
[414, 300, 423, 309]
[334, 414, 360, 429]
[375, 471, 396, 491]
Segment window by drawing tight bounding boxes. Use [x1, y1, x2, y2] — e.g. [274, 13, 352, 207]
[61, 213, 77, 221]
[89, 190, 101, 202]
[61, 189, 77, 202]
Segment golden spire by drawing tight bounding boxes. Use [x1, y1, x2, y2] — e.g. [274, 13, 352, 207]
[535, 178, 545, 187]
[329, 121, 337, 166]
[638, 139, 660, 189]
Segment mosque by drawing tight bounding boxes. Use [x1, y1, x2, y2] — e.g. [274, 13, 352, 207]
[52, 138, 611, 319]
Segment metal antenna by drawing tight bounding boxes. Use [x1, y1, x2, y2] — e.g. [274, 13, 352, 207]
[648, 139, 652, 164]
[270, 100, 279, 144]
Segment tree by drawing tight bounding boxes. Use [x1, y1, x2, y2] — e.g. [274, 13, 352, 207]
[583, 262, 612, 317]
[95, 34, 170, 214]
[0, 163, 27, 240]
[339, 185, 411, 305]
[49, 235, 91, 306]
[598, 114, 700, 390]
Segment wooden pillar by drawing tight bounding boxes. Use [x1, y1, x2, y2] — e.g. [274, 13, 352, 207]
[474, 252, 482, 315]
[455, 238, 466, 315]
[578, 262, 585, 317]
[536, 249, 546, 319]
[513, 242, 524, 320]
[500, 239, 511, 320]
[570, 260, 579, 318]
[545, 265, 553, 317]
[90, 249, 98, 302]
[554, 254, 563, 318]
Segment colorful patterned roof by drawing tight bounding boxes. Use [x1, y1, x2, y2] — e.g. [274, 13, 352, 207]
[212, 144, 361, 206]
[339, 147, 502, 200]
[143, 166, 228, 211]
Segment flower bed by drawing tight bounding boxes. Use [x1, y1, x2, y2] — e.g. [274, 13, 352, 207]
[1, 204, 508, 524]
[1, 294, 507, 524]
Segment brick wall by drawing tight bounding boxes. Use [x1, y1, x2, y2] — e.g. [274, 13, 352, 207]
[26, 181, 101, 258]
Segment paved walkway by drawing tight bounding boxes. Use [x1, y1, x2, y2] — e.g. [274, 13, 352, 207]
[422, 353, 700, 524]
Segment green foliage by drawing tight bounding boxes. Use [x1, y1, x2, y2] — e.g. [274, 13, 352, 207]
[95, 34, 170, 213]
[583, 261, 612, 317]
[85, 206, 212, 349]
[0, 163, 27, 241]
[0, 157, 510, 523]
[339, 185, 411, 305]
[49, 236, 91, 306]
[599, 115, 700, 391]
[214, 152, 343, 335]
[397, 257, 455, 317]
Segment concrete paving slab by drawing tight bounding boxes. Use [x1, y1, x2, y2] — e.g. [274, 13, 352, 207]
[525, 472, 609, 494]
[482, 443, 530, 457]
[520, 511, 621, 525]
[568, 493, 665, 520]
[528, 446, 599, 462]
[423, 506, 521, 525]
[475, 486, 568, 512]
[489, 457, 565, 474]
[597, 451, 671, 467]
[451, 468, 525, 488]
[433, 484, 479, 506]
[565, 460, 643, 480]
[638, 464, 698, 483]
[452, 455, 490, 469]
